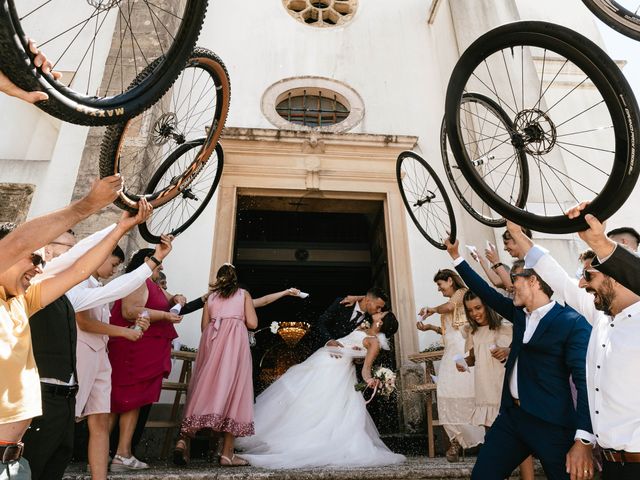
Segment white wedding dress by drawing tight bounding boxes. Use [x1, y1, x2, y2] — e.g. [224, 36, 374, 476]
[236, 330, 406, 468]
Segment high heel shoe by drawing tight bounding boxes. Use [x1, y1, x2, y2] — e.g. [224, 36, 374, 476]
[219, 454, 249, 467]
[446, 439, 462, 463]
[172, 438, 189, 467]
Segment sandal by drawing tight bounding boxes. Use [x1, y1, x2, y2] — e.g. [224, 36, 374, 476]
[172, 439, 189, 467]
[219, 454, 249, 467]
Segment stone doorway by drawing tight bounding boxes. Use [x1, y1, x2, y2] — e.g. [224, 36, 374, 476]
[233, 193, 399, 434]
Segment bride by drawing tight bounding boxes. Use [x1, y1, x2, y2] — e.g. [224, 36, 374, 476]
[236, 310, 405, 468]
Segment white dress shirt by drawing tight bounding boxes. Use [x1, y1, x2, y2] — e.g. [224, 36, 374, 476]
[509, 301, 555, 399]
[526, 245, 640, 451]
[67, 266, 152, 351]
[350, 301, 364, 322]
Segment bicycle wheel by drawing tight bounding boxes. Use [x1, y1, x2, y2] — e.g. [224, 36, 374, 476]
[396, 151, 456, 250]
[445, 21, 640, 234]
[0, 0, 207, 125]
[441, 92, 529, 227]
[138, 140, 223, 244]
[583, 0, 640, 41]
[99, 47, 230, 211]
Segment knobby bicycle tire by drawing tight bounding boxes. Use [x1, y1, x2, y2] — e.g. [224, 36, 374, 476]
[99, 47, 230, 211]
[0, 0, 208, 125]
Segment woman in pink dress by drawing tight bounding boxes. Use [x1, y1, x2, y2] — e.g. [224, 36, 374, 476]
[174, 263, 257, 467]
[108, 247, 184, 471]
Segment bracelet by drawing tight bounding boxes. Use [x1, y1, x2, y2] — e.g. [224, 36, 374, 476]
[491, 262, 504, 270]
[149, 255, 162, 267]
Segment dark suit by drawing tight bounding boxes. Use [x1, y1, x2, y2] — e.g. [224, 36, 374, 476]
[302, 297, 364, 354]
[455, 260, 592, 480]
[592, 244, 640, 296]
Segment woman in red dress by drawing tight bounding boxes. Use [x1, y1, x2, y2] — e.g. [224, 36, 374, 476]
[108, 247, 184, 471]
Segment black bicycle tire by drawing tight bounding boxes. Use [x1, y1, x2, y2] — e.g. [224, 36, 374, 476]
[99, 47, 230, 211]
[582, 0, 640, 41]
[445, 21, 640, 234]
[441, 92, 529, 227]
[0, 0, 208, 126]
[138, 140, 224, 244]
[396, 151, 457, 250]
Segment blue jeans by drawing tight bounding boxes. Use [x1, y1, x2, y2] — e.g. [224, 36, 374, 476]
[0, 458, 31, 480]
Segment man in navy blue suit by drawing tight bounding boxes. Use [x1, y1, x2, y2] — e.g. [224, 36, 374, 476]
[445, 239, 594, 480]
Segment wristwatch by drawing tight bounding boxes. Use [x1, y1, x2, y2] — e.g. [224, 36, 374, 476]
[491, 262, 504, 270]
[149, 255, 162, 267]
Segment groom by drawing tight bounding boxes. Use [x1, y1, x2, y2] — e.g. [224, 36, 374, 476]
[301, 287, 388, 356]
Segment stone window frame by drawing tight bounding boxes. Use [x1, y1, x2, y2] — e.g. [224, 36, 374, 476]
[282, 0, 358, 28]
[262, 76, 365, 133]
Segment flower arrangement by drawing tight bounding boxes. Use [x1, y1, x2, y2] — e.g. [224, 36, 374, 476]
[179, 344, 198, 353]
[249, 321, 281, 347]
[355, 366, 397, 401]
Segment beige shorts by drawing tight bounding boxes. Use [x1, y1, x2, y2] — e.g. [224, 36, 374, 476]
[75, 341, 111, 419]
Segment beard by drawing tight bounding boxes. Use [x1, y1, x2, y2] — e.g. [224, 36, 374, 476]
[587, 280, 615, 316]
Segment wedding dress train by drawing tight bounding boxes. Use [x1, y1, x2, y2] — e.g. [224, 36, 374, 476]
[236, 330, 405, 468]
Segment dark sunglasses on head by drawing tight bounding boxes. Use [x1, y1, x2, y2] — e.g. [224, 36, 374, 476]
[581, 268, 599, 282]
[509, 272, 531, 283]
[30, 253, 46, 269]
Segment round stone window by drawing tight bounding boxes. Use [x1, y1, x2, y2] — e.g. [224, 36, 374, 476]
[262, 77, 365, 133]
[282, 0, 358, 27]
[275, 90, 349, 128]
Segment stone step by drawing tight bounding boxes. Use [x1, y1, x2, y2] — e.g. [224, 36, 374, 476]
[62, 457, 548, 479]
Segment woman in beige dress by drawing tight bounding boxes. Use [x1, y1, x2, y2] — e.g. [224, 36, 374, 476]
[416, 269, 485, 462]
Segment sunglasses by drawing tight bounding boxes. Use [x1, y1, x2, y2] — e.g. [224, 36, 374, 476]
[581, 268, 599, 282]
[509, 272, 531, 283]
[30, 253, 46, 269]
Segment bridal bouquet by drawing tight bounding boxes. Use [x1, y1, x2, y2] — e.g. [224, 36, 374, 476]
[355, 366, 397, 400]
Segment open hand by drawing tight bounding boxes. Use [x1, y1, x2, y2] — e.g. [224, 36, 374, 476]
[164, 312, 183, 323]
[0, 40, 62, 104]
[84, 175, 123, 211]
[444, 238, 460, 259]
[484, 242, 499, 264]
[172, 294, 187, 307]
[340, 295, 361, 307]
[118, 198, 153, 231]
[154, 234, 174, 261]
[455, 363, 467, 372]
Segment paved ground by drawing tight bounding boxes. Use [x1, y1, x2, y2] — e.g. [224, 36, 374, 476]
[62, 456, 547, 479]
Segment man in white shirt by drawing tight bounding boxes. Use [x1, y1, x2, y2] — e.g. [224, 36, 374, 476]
[508, 220, 640, 480]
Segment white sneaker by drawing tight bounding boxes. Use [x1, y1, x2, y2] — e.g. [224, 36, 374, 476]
[110, 454, 149, 471]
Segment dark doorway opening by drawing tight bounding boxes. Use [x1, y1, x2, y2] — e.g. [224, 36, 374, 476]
[234, 194, 398, 434]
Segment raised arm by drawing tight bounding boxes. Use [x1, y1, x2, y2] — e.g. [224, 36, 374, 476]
[253, 288, 300, 308]
[68, 235, 173, 312]
[361, 337, 382, 386]
[315, 298, 342, 346]
[506, 221, 601, 325]
[445, 239, 516, 321]
[0, 176, 122, 274]
[567, 208, 640, 296]
[37, 201, 152, 308]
